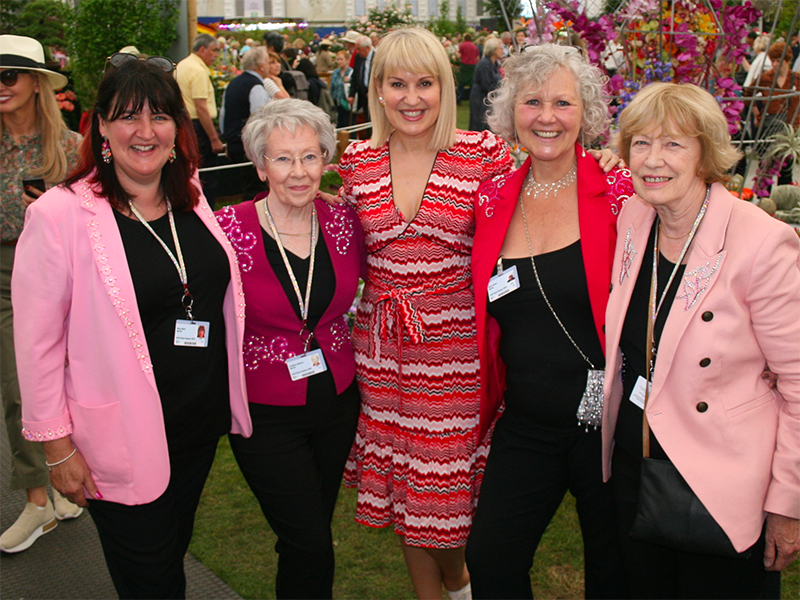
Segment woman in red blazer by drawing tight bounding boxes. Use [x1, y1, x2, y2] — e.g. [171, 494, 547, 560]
[465, 45, 633, 599]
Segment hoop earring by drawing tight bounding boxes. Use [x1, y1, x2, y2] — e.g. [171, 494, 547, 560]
[101, 137, 113, 164]
[169, 147, 177, 163]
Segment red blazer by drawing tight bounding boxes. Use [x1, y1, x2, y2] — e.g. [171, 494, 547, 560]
[472, 146, 633, 440]
[216, 196, 366, 406]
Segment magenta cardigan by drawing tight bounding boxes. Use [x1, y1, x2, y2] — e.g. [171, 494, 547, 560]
[216, 197, 366, 405]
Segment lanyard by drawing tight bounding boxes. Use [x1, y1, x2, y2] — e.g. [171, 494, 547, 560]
[128, 201, 195, 321]
[643, 185, 709, 455]
[262, 199, 319, 352]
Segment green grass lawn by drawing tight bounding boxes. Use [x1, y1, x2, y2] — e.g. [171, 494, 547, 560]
[190, 436, 799, 599]
[195, 104, 799, 599]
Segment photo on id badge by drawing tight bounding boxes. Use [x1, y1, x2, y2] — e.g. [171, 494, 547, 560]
[174, 320, 210, 347]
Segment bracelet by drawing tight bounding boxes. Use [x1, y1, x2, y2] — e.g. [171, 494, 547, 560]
[45, 447, 77, 471]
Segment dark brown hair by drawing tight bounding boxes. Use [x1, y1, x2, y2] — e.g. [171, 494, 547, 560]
[66, 60, 200, 211]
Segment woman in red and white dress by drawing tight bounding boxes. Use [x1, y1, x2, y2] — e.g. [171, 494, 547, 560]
[338, 28, 513, 599]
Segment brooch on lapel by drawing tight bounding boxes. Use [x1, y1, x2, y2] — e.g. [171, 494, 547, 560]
[676, 255, 722, 310]
[619, 226, 636, 285]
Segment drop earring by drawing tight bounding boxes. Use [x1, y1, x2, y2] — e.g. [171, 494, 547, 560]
[101, 137, 113, 163]
[169, 147, 177, 163]
[580, 131, 586, 158]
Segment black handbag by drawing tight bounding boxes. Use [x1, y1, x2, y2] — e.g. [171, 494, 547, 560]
[630, 457, 749, 558]
[631, 248, 750, 560]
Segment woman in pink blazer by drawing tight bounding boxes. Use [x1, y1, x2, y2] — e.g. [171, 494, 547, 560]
[604, 82, 799, 598]
[12, 60, 251, 599]
[216, 99, 365, 599]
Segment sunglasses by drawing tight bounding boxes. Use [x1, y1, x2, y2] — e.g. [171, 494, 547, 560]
[0, 69, 30, 87]
[104, 53, 175, 74]
[521, 44, 584, 57]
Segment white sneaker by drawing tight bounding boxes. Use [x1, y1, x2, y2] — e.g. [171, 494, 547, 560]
[53, 491, 83, 520]
[0, 500, 57, 553]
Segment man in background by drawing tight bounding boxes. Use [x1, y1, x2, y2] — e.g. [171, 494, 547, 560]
[348, 35, 374, 132]
[176, 33, 223, 204]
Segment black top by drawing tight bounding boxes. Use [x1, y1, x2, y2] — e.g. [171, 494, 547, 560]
[114, 208, 231, 452]
[262, 228, 338, 399]
[616, 221, 685, 460]
[487, 240, 604, 430]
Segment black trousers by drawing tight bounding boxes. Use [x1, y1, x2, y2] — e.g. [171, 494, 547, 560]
[228, 381, 359, 599]
[192, 119, 218, 205]
[88, 439, 219, 599]
[611, 445, 780, 599]
[466, 417, 627, 599]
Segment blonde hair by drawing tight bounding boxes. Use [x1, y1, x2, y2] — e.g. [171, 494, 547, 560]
[368, 27, 457, 150]
[617, 82, 742, 184]
[0, 72, 72, 183]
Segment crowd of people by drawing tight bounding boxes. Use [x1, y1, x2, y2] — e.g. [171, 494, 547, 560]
[1, 21, 798, 600]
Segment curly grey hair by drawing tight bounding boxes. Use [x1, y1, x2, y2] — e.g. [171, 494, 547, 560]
[486, 44, 609, 145]
[241, 99, 336, 170]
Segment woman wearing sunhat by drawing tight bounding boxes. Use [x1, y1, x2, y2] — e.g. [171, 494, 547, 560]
[0, 34, 83, 554]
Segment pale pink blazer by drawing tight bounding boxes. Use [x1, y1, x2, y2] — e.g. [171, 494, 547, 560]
[602, 182, 800, 553]
[13, 178, 252, 506]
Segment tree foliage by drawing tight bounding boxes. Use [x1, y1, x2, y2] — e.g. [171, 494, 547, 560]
[68, 0, 180, 107]
[13, 0, 72, 54]
[483, 0, 523, 31]
[0, 0, 26, 34]
[429, 1, 470, 37]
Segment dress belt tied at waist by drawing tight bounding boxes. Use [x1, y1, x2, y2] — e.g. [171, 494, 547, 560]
[367, 276, 472, 360]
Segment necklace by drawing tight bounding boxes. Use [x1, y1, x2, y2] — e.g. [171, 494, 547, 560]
[523, 162, 577, 198]
[277, 231, 312, 237]
[658, 224, 691, 240]
[518, 195, 604, 430]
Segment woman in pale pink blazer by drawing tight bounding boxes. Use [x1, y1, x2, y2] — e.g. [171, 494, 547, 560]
[603, 82, 799, 598]
[12, 59, 251, 599]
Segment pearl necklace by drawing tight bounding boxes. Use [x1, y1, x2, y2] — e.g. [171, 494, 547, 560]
[523, 162, 577, 198]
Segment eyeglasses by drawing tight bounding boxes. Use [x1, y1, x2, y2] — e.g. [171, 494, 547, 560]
[264, 151, 328, 171]
[0, 69, 30, 87]
[104, 53, 175, 74]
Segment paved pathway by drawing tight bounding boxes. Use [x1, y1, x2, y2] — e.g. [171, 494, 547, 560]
[1, 404, 240, 599]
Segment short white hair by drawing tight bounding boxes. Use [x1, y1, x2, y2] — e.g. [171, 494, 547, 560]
[241, 99, 336, 170]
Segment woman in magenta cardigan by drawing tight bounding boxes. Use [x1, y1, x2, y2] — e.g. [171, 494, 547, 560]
[216, 99, 365, 599]
[466, 45, 633, 598]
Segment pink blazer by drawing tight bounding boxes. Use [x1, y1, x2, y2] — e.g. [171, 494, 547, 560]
[472, 148, 633, 440]
[13, 178, 252, 506]
[602, 183, 800, 552]
[216, 197, 366, 405]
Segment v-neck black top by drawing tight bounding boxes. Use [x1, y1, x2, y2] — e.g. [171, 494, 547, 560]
[616, 221, 685, 460]
[487, 240, 604, 430]
[262, 228, 338, 399]
[114, 208, 231, 452]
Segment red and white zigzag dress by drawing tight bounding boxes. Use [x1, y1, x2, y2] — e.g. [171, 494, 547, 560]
[340, 130, 513, 548]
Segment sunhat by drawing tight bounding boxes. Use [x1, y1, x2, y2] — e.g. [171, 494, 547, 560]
[341, 30, 361, 45]
[0, 34, 68, 90]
